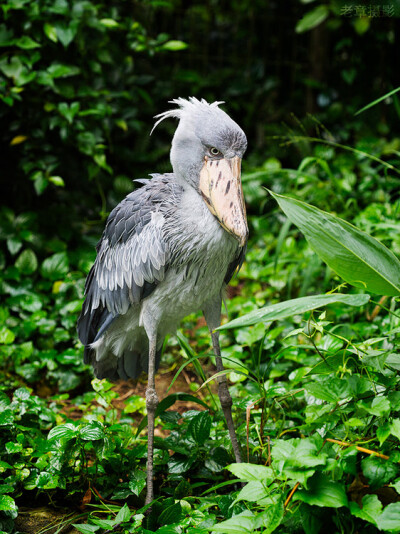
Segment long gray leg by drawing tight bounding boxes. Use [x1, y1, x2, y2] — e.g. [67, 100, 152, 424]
[145, 335, 159, 505]
[211, 330, 242, 464]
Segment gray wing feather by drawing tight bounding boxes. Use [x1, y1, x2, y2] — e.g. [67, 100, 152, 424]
[77, 174, 180, 347]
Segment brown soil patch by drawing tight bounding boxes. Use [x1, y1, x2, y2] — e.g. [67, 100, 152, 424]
[61, 364, 218, 428]
[14, 507, 81, 534]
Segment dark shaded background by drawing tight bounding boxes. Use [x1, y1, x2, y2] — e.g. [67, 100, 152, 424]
[1, 0, 399, 251]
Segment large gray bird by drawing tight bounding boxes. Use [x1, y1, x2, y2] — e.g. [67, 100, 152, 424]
[77, 97, 248, 504]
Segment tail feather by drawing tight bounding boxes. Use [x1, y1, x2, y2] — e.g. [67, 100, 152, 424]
[85, 345, 163, 382]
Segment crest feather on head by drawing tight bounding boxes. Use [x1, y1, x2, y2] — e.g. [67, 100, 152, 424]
[151, 97, 225, 134]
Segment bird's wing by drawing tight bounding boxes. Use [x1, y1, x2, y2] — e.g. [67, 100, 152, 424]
[224, 243, 247, 285]
[77, 175, 178, 347]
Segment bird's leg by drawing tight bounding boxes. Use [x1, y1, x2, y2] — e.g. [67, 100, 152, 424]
[145, 335, 159, 506]
[211, 331, 242, 464]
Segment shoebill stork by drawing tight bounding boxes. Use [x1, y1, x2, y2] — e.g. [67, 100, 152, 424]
[77, 97, 248, 504]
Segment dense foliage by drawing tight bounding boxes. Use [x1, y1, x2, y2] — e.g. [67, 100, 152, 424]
[1, 1, 400, 533]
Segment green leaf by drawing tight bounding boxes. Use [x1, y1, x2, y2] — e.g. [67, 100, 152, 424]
[0, 495, 18, 519]
[219, 293, 370, 329]
[48, 423, 78, 441]
[36, 471, 59, 489]
[41, 252, 69, 280]
[211, 510, 255, 533]
[99, 18, 119, 28]
[270, 192, 400, 296]
[188, 411, 211, 446]
[305, 379, 349, 403]
[15, 249, 38, 274]
[227, 463, 274, 483]
[376, 503, 400, 532]
[0, 409, 14, 426]
[135, 393, 209, 437]
[72, 525, 99, 534]
[272, 438, 327, 485]
[254, 500, 284, 533]
[7, 237, 22, 255]
[14, 36, 41, 49]
[362, 456, 398, 489]
[296, 5, 329, 33]
[359, 396, 391, 417]
[349, 494, 382, 526]
[43, 23, 58, 42]
[390, 419, 400, 441]
[80, 422, 105, 441]
[159, 503, 182, 526]
[234, 481, 269, 503]
[48, 175, 65, 187]
[0, 327, 15, 344]
[115, 503, 131, 524]
[168, 455, 195, 474]
[55, 24, 77, 47]
[162, 40, 188, 51]
[294, 472, 348, 508]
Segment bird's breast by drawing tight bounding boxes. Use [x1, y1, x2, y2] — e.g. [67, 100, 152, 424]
[140, 186, 239, 338]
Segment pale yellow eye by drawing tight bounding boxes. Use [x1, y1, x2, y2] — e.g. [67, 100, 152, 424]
[210, 147, 221, 156]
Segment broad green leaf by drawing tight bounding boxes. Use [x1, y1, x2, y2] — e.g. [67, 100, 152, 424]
[6, 442, 22, 453]
[362, 456, 398, 489]
[14, 36, 41, 49]
[272, 438, 327, 469]
[0, 327, 15, 344]
[211, 510, 255, 534]
[254, 498, 285, 532]
[188, 411, 211, 446]
[0, 409, 14, 426]
[168, 455, 195, 474]
[296, 5, 329, 33]
[159, 503, 182, 526]
[15, 249, 38, 274]
[36, 471, 59, 489]
[294, 472, 348, 508]
[227, 463, 274, 483]
[80, 423, 105, 441]
[0, 494, 17, 518]
[44, 23, 58, 42]
[115, 503, 131, 523]
[41, 252, 69, 280]
[55, 24, 77, 47]
[234, 481, 269, 503]
[376, 503, 400, 532]
[358, 396, 391, 417]
[271, 192, 400, 296]
[218, 293, 370, 329]
[390, 419, 400, 440]
[305, 379, 349, 403]
[377, 422, 391, 446]
[48, 423, 78, 441]
[349, 494, 382, 526]
[49, 175, 65, 187]
[135, 393, 209, 437]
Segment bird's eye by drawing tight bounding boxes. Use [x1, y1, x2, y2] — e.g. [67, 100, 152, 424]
[210, 147, 221, 156]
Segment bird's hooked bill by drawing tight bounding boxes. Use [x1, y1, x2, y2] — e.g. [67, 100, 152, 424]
[199, 155, 248, 247]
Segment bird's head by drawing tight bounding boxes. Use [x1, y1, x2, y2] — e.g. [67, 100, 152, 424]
[152, 97, 248, 247]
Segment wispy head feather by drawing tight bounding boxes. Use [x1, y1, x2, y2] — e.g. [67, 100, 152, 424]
[150, 97, 224, 135]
